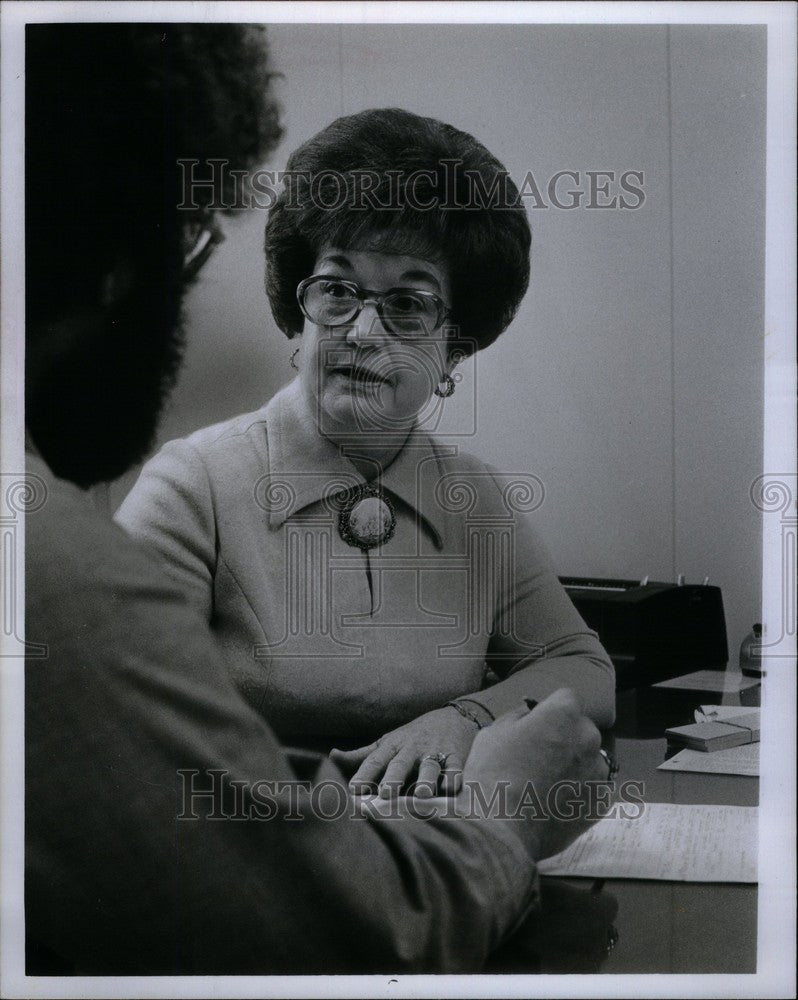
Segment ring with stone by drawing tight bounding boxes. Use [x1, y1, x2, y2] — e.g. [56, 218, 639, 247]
[421, 752, 449, 767]
[598, 748, 619, 780]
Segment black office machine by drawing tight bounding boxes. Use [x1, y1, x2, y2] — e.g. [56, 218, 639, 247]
[560, 577, 729, 690]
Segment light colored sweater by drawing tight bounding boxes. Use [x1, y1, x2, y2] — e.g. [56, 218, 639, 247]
[116, 379, 615, 740]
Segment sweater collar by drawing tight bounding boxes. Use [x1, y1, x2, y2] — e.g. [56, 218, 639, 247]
[263, 379, 447, 548]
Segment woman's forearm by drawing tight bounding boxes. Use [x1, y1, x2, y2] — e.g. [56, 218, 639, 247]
[454, 641, 616, 729]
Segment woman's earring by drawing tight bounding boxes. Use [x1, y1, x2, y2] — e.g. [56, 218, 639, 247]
[290, 347, 300, 371]
[434, 373, 455, 398]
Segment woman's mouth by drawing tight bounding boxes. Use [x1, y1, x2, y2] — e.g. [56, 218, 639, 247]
[328, 365, 392, 388]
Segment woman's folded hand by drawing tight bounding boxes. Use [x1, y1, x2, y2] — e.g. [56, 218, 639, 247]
[329, 706, 480, 799]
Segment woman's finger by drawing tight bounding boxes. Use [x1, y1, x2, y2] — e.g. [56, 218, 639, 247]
[378, 754, 416, 798]
[440, 756, 463, 795]
[413, 756, 443, 798]
[349, 745, 399, 792]
[330, 742, 378, 765]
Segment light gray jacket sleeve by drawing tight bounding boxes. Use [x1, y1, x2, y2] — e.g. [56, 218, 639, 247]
[452, 468, 616, 729]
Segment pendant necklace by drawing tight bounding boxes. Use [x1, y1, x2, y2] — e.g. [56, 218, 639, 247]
[337, 484, 396, 551]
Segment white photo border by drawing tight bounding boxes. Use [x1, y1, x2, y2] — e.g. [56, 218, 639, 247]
[1, 3, 795, 998]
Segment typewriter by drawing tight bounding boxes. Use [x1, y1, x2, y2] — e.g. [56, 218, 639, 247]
[560, 576, 729, 690]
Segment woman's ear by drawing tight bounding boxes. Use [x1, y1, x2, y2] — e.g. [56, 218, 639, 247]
[288, 330, 305, 372]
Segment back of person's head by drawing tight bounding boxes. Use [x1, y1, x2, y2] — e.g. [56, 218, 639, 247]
[26, 24, 282, 487]
[264, 107, 531, 362]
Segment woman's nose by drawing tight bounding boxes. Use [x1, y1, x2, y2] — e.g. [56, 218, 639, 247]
[345, 302, 388, 344]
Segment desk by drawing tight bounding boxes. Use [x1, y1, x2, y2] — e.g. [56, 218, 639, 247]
[486, 680, 760, 974]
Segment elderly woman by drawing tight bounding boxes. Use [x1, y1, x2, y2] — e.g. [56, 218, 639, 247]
[116, 108, 615, 797]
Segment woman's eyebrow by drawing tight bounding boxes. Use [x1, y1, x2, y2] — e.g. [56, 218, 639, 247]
[315, 257, 443, 291]
[399, 269, 442, 292]
[317, 253, 352, 271]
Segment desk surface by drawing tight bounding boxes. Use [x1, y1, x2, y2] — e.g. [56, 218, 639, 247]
[486, 679, 760, 975]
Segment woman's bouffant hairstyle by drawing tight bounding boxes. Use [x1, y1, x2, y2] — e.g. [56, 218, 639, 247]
[264, 108, 531, 359]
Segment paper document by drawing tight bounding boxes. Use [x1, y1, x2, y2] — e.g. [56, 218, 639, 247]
[694, 704, 761, 723]
[652, 670, 760, 693]
[537, 803, 757, 883]
[658, 744, 759, 776]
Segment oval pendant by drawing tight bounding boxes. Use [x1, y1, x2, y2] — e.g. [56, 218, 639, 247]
[338, 486, 396, 550]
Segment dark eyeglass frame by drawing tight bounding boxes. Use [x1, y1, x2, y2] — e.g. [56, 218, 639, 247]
[296, 274, 451, 339]
[182, 213, 226, 280]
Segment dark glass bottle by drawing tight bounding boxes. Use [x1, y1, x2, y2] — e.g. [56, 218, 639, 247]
[739, 623, 764, 678]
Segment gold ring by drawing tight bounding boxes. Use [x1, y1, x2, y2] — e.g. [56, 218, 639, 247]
[598, 748, 619, 779]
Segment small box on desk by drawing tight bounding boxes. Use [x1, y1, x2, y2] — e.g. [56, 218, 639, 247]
[666, 712, 760, 752]
[560, 577, 728, 691]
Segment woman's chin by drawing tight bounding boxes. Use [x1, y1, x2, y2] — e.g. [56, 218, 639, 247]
[317, 383, 395, 435]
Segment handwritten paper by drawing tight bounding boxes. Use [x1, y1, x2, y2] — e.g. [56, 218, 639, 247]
[537, 803, 757, 883]
[694, 704, 761, 723]
[658, 743, 759, 777]
[652, 670, 760, 693]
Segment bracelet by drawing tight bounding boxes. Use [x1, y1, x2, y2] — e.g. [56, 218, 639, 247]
[447, 700, 494, 730]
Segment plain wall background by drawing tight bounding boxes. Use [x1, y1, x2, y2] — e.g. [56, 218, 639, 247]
[111, 24, 766, 661]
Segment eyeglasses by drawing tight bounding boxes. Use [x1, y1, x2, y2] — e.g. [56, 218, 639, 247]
[296, 275, 451, 340]
[182, 213, 225, 280]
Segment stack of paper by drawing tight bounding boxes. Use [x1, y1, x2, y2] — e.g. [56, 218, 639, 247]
[665, 711, 760, 752]
[652, 670, 760, 694]
[694, 705, 761, 724]
[537, 803, 757, 883]
[658, 743, 759, 776]
[659, 704, 761, 775]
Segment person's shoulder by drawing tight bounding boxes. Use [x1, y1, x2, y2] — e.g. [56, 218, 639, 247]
[174, 401, 273, 457]
[27, 467, 175, 610]
[134, 398, 277, 492]
[434, 444, 491, 475]
[429, 440, 501, 490]
[429, 440, 545, 520]
[148, 404, 271, 465]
